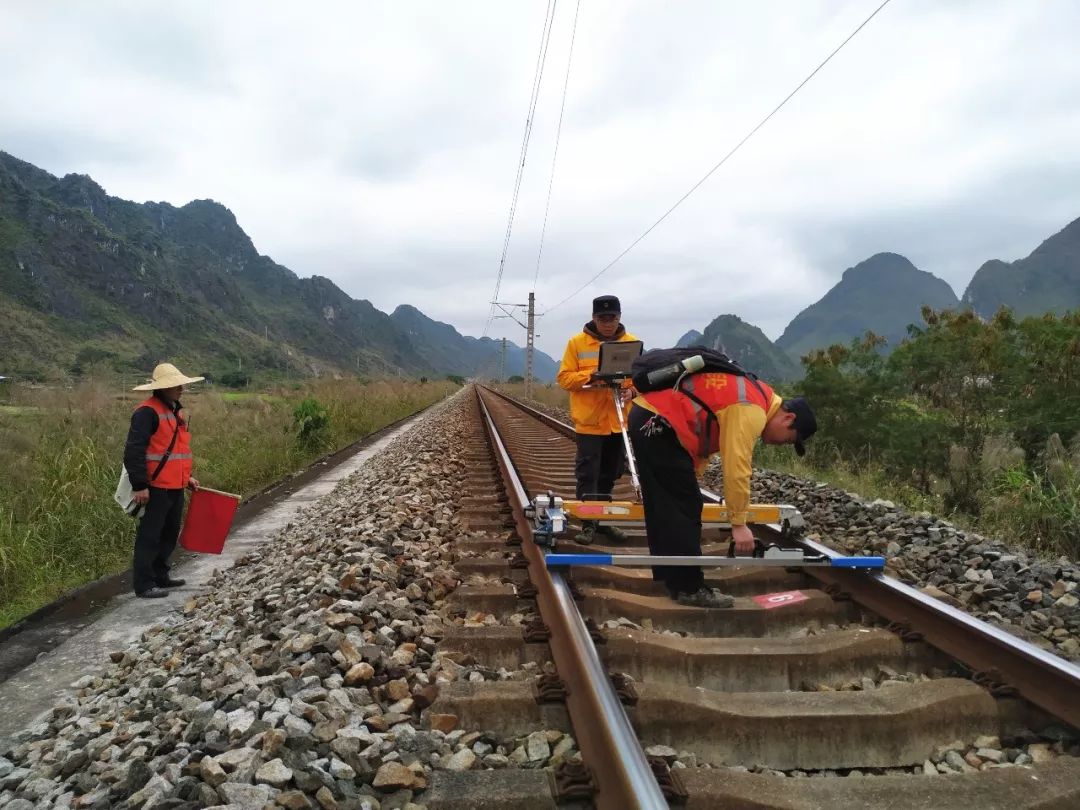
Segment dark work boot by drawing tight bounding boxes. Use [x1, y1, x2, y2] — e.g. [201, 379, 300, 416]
[156, 577, 187, 588]
[595, 524, 628, 544]
[576, 521, 598, 545]
[676, 588, 735, 609]
[136, 587, 170, 599]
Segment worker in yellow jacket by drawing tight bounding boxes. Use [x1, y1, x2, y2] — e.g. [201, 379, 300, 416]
[556, 295, 639, 544]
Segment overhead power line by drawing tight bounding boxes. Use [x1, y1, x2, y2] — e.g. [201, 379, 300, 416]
[532, 0, 582, 291]
[484, 0, 558, 336]
[543, 0, 894, 315]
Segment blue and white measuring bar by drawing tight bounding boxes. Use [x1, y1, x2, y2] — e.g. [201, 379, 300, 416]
[544, 553, 885, 570]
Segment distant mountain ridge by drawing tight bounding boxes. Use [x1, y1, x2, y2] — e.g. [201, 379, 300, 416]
[674, 316, 799, 382]
[675, 329, 703, 348]
[5, 148, 1078, 382]
[701, 315, 801, 382]
[776, 252, 960, 358]
[390, 305, 557, 380]
[962, 216, 1080, 318]
[0, 150, 557, 381]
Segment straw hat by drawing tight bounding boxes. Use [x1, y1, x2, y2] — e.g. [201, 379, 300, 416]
[133, 363, 205, 391]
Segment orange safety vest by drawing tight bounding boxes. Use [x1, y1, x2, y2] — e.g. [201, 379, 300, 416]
[638, 373, 774, 461]
[138, 397, 193, 490]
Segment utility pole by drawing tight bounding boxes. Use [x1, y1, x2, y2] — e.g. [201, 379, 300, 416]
[491, 296, 540, 397]
[499, 337, 507, 383]
[525, 292, 535, 400]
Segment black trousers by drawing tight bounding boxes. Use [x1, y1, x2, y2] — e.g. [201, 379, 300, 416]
[628, 404, 705, 596]
[574, 432, 626, 500]
[133, 487, 184, 594]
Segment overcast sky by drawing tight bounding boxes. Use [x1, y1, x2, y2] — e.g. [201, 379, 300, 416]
[3, 0, 1079, 356]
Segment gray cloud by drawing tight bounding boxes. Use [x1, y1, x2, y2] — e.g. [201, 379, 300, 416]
[2, 0, 1079, 359]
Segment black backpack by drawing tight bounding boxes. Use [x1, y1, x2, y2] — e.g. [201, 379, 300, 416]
[630, 346, 768, 456]
[631, 346, 760, 392]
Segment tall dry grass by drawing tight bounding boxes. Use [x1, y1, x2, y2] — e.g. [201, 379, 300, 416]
[0, 378, 454, 626]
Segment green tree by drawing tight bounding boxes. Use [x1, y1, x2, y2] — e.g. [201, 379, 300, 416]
[1002, 311, 1080, 455]
[798, 333, 897, 463]
[218, 370, 250, 388]
[889, 308, 1009, 457]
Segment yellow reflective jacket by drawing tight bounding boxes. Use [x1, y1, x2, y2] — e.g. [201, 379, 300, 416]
[557, 324, 639, 435]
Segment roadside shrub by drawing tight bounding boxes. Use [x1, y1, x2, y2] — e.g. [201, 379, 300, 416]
[984, 462, 1080, 558]
[293, 397, 330, 448]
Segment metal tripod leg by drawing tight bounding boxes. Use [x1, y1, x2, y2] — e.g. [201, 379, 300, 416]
[611, 386, 641, 499]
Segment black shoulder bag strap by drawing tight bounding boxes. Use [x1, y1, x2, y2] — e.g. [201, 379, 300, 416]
[149, 411, 182, 483]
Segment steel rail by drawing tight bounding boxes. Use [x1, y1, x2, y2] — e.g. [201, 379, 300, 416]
[474, 387, 668, 809]
[489, 386, 1080, 730]
[800, 535, 1080, 727]
[699, 483, 1080, 729]
[484, 386, 577, 438]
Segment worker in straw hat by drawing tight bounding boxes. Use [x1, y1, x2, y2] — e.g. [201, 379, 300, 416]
[122, 363, 204, 598]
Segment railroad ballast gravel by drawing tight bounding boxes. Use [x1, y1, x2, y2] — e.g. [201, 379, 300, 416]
[0, 390, 574, 810]
[4, 388, 1078, 807]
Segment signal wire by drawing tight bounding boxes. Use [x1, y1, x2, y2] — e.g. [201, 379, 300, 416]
[532, 0, 581, 291]
[543, 0, 893, 315]
[484, 0, 558, 335]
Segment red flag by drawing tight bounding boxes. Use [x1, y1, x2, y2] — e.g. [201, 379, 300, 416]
[179, 488, 240, 555]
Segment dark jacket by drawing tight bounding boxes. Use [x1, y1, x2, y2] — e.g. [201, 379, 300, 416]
[123, 394, 184, 490]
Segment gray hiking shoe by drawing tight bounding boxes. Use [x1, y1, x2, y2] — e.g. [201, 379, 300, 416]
[676, 588, 735, 609]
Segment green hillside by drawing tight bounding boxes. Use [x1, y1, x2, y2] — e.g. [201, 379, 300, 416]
[700, 314, 801, 382]
[0, 151, 557, 382]
[962, 216, 1080, 318]
[776, 253, 959, 359]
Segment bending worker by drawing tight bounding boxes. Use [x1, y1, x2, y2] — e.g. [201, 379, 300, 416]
[556, 295, 639, 544]
[123, 363, 202, 598]
[629, 366, 816, 607]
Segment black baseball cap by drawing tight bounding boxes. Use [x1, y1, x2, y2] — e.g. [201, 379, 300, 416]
[592, 295, 621, 315]
[782, 397, 817, 456]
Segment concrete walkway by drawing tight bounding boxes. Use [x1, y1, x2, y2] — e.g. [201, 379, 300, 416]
[0, 412, 423, 751]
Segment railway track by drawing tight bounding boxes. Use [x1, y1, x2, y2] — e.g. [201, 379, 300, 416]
[425, 385, 1080, 810]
